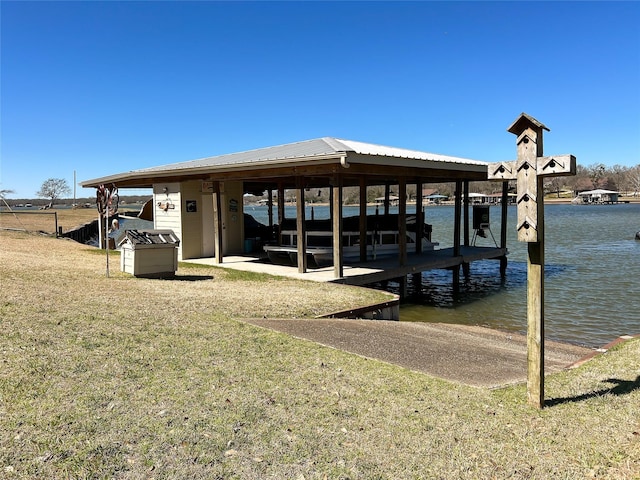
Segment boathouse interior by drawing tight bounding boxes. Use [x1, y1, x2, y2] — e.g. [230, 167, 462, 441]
[81, 137, 510, 289]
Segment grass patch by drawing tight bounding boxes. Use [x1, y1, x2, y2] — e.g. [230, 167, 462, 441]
[1, 230, 639, 479]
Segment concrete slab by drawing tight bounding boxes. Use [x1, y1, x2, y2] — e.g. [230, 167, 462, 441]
[243, 318, 594, 388]
[183, 246, 505, 285]
[184, 255, 382, 282]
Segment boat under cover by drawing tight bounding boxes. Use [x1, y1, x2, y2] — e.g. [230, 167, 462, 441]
[263, 213, 438, 268]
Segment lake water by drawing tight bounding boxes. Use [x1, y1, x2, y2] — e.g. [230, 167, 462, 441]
[245, 203, 640, 348]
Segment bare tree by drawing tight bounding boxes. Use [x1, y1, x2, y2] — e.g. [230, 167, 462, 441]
[0, 188, 15, 200]
[36, 178, 71, 209]
[587, 163, 607, 189]
[629, 165, 640, 196]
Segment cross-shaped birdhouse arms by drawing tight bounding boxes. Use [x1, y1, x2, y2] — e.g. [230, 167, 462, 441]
[488, 155, 576, 181]
[486, 113, 576, 243]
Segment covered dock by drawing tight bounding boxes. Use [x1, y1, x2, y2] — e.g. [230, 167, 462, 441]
[81, 137, 511, 298]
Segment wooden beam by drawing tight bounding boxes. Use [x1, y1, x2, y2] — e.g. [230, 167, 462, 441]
[415, 181, 423, 254]
[296, 179, 307, 273]
[462, 180, 471, 277]
[500, 182, 509, 248]
[453, 181, 462, 257]
[500, 181, 509, 277]
[452, 180, 462, 292]
[212, 181, 223, 264]
[99, 161, 489, 190]
[333, 177, 344, 279]
[267, 188, 274, 231]
[359, 177, 367, 262]
[277, 182, 285, 244]
[398, 178, 407, 266]
[526, 166, 546, 408]
[463, 180, 470, 247]
[384, 183, 391, 216]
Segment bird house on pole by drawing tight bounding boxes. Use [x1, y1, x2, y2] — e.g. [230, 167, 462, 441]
[488, 113, 576, 409]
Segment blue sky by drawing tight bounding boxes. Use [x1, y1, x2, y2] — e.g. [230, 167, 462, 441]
[2, 1, 639, 199]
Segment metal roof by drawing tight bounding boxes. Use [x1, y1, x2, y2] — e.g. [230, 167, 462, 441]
[81, 137, 488, 188]
[132, 137, 485, 172]
[138, 137, 348, 173]
[335, 138, 485, 165]
[578, 189, 619, 195]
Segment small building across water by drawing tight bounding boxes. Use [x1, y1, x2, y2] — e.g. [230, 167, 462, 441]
[577, 189, 619, 204]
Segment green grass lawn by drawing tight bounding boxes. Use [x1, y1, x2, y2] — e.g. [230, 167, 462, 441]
[1, 231, 639, 479]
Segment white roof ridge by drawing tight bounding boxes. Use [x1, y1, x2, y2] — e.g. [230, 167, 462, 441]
[320, 137, 353, 152]
[334, 138, 485, 165]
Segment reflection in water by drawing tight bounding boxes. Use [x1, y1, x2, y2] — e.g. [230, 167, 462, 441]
[398, 260, 572, 338]
[399, 204, 640, 348]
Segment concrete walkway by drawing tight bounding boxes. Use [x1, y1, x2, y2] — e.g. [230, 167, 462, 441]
[243, 318, 595, 388]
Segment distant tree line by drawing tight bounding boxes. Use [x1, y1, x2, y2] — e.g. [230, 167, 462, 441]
[8, 164, 638, 210]
[269, 163, 640, 205]
[382, 163, 640, 201]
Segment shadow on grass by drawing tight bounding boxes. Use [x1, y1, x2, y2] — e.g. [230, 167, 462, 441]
[546, 375, 640, 407]
[168, 275, 214, 281]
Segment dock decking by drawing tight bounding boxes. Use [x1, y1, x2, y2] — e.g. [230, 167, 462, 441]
[184, 246, 507, 286]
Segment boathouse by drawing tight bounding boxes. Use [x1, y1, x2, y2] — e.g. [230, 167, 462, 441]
[577, 189, 619, 204]
[81, 137, 509, 287]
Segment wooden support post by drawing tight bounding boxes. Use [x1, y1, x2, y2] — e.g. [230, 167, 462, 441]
[296, 179, 307, 274]
[384, 184, 391, 216]
[412, 272, 422, 296]
[518, 121, 545, 409]
[398, 178, 407, 266]
[463, 180, 470, 247]
[416, 181, 423, 254]
[359, 177, 367, 262]
[488, 113, 576, 409]
[527, 184, 545, 408]
[212, 181, 223, 264]
[453, 180, 462, 292]
[332, 176, 344, 279]
[267, 188, 274, 232]
[453, 180, 462, 257]
[500, 181, 509, 277]
[277, 182, 285, 244]
[398, 276, 408, 300]
[462, 180, 470, 277]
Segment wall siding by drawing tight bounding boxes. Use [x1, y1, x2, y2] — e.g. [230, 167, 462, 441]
[180, 181, 204, 259]
[153, 183, 183, 258]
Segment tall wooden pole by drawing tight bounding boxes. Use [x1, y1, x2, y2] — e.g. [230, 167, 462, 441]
[527, 202, 545, 408]
[517, 123, 546, 409]
[489, 113, 576, 409]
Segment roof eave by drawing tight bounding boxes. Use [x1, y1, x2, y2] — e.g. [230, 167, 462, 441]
[80, 154, 347, 189]
[345, 153, 488, 172]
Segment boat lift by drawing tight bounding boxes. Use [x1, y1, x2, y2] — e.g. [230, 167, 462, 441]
[471, 205, 498, 247]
